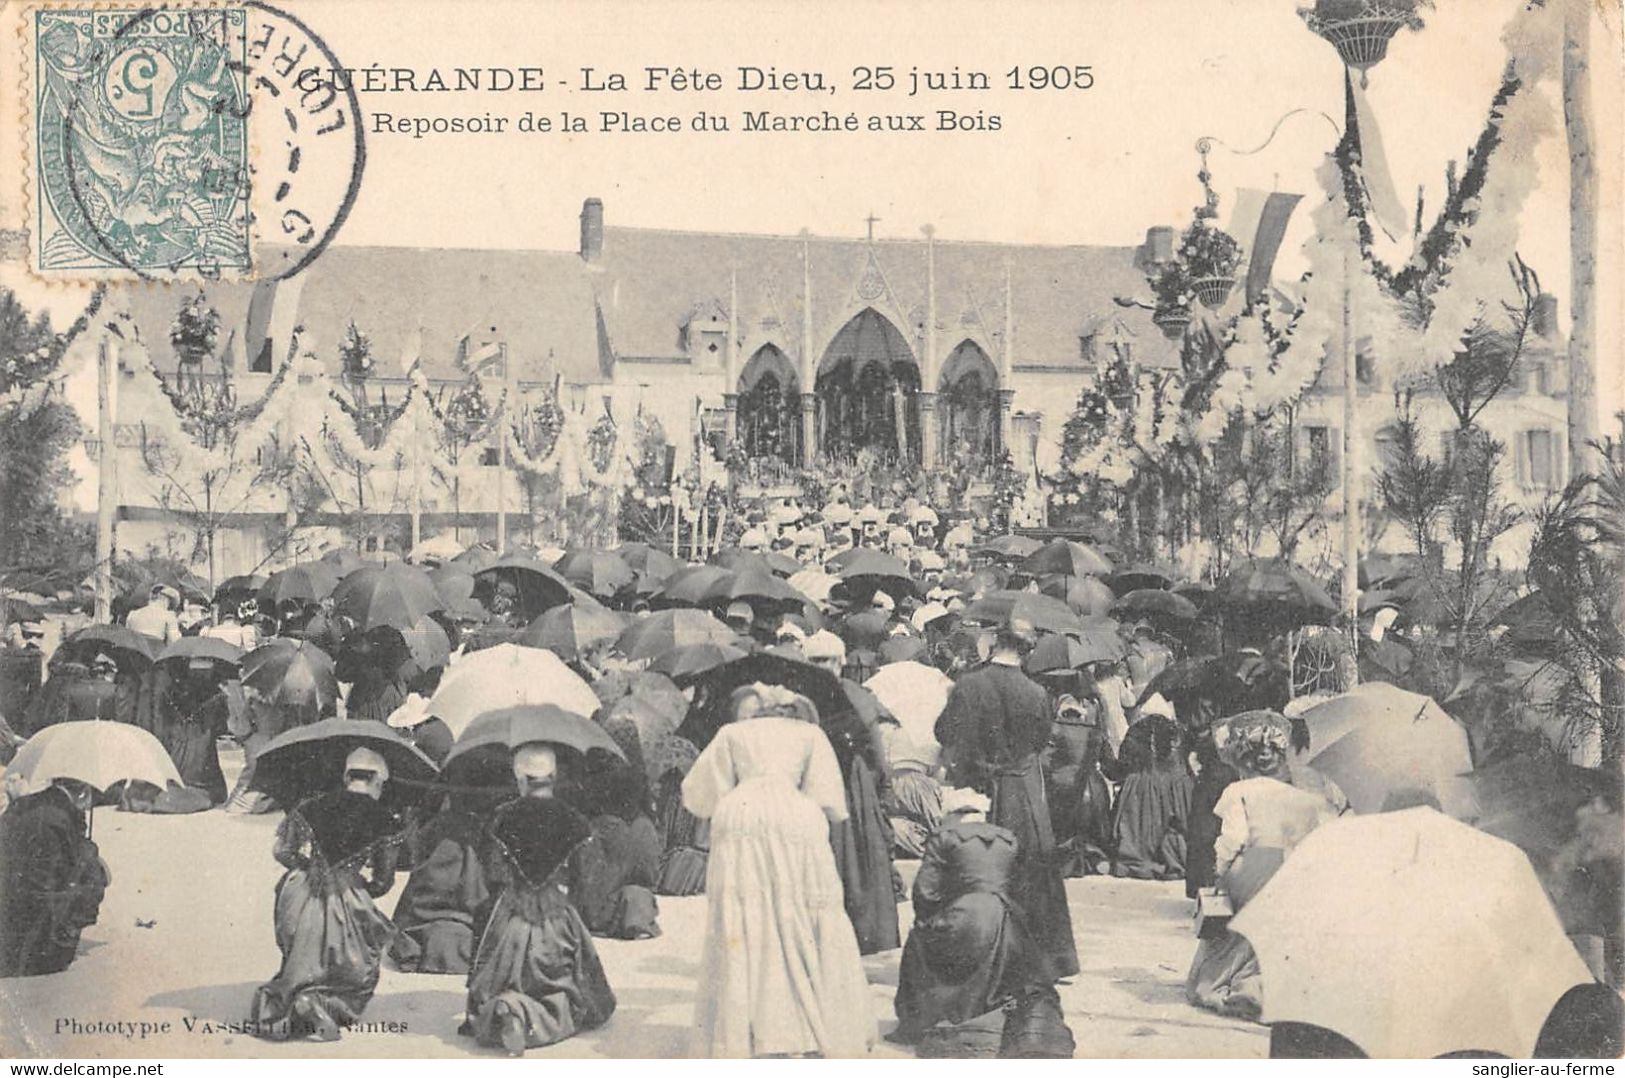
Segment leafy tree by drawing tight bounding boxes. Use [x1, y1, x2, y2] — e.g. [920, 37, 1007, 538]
[0, 287, 98, 587]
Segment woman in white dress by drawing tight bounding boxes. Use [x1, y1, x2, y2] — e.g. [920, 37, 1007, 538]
[682, 683, 876, 1058]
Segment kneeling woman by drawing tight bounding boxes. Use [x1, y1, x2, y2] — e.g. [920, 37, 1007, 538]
[892, 787, 1057, 1055]
[463, 744, 616, 1055]
[251, 748, 407, 1040]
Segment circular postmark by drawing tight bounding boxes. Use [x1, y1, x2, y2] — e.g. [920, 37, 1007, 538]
[43, 3, 363, 281]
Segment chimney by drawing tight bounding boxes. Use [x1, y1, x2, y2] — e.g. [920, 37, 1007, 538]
[579, 197, 604, 262]
[1143, 226, 1174, 264]
[1532, 292, 1559, 339]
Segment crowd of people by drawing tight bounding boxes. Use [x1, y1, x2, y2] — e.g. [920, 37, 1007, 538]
[0, 488, 1620, 1058]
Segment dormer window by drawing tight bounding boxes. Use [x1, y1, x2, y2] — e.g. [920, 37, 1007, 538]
[1079, 334, 1097, 363]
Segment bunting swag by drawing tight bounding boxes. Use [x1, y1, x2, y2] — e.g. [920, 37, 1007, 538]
[1334, 0, 1559, 376]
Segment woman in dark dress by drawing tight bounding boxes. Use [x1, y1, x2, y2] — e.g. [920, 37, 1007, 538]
[462, 744, 616, 1055]
[892, 788, 1048, 1054]
[250, 748, 407, 1040]
[1109, 702, 1194, 881]
[573, 753, 661, 940]
[136, 658, 236, 807]
[650, 734, 708, 895]
[1043, 690, 1115, 878]
[389, 799, 492, 974]
[0, 780, 108, 977]
[824, 699, 902, 955]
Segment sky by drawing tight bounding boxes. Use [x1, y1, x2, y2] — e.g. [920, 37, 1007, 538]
[1, 0, 1619, 507]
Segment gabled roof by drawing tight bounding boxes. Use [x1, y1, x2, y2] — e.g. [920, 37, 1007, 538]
[588, 225, 1180, 372]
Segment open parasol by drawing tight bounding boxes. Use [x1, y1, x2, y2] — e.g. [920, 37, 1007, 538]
[59, 624, 157, 668]
[156, 635, 244, 668]
[241, 639, 338, 717]
[1296, 682, 1473, 814]
[443, 703, 625, 772]
[428, 643, 601, 736]
[654, 564, 734, 607]
[973, 534, 1042, 562]
[552, 549, 636, 599]
[1231, 807, 1594, 1059]
[259, 563, 340, 608]
[1217, 559, 1337, 627]
[333, 562, 444, 633]
[472, 557, 574, 620]
[616, 608, 739, 660]
[250, 718, 439, 807]
[8, 720, 182, 795]
[962, 590, 1085, 637]
[1023, 539, 1113, 578]
[1039, 572, 1117, 616]
[516, 603, 627, 660]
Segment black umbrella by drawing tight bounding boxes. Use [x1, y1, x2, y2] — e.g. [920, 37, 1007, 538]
[444, 704, 625, 768]
[1023, 539, 1114, 578]
[251, 717, 439, 806]
[259, 563, 340, 608]
[1115, 589, 1200, 621]
[333, 563, 444, 633]
[655, 564, 734, 607]
[156, 635, 245, 667]
[59, 624, 157, 669]
[241, 639, 338, 718]
[676, 652, 849, 748]
[472, 557, 575, 619]
[1105, 562, 1181, 595]
[553, 549, 636, 599]
[1216, 560, 1337, 627]
[216, 574, 268, 602]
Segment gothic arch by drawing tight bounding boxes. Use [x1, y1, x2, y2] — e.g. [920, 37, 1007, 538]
[737, 345, 800, 464]
[938, 339, 1000, 465]
[815, 308, 921, 465]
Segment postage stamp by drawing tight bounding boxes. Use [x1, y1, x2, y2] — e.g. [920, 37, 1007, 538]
[29, 6, 253, 278]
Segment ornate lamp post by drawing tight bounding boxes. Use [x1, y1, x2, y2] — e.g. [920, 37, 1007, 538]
[1149, 146, 1244, 339]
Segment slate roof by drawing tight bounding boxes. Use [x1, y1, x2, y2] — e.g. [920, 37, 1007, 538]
[590, 225, 1180, 373]
[117, 218, 1179, 385]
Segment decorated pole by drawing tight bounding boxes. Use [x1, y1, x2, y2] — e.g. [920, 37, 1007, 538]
[1340, 244, 1360, 683]
[496, 341, 509, 555]
[94, 335, 116, 623]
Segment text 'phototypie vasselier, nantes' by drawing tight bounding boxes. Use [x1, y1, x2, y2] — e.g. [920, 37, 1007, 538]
[291, 64, 1098, 138]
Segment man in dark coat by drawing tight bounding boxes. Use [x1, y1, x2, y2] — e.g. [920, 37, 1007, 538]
[0, 780, 109, 976]
[935, 621, 1079, 980]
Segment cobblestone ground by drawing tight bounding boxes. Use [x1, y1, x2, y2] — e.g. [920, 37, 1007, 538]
[1, 750, 1265, 1059]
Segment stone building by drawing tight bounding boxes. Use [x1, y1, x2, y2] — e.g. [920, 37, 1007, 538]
[97, 197, 1571, 575]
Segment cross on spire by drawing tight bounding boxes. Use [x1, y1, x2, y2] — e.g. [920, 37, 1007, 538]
[864, 212, 881, 242]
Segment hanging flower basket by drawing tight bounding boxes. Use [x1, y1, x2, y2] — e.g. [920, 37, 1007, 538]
[1152, 306, 1192, 340]
[1299, 2, 1429, 84]
[1191, 275, 1236, 309]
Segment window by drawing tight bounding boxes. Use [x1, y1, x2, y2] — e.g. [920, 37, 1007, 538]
[1307, 425, 1332, 474]
[480, 445, 500, 467]
[1521, 429, 1557, 490]
[1373, 424, 1400, 469]
[1079, 335, 1096, 363]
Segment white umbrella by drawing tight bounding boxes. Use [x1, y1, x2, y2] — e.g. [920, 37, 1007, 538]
[788, 569, 838, 604]
[1231, 807, 1594, 1059]
[1297, 682, 1474, 814]
[428, 643, 601, 736]
[409, 531, 466, 564]
[8, 719, 182, 795]
[864, 660, 953, 764]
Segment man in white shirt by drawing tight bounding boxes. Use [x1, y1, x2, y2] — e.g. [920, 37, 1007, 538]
[125, 586, 181, 646]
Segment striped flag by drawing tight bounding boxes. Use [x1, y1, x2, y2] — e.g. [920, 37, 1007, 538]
[243, 273, 306, 371]
[1228, 188, 1304, 304]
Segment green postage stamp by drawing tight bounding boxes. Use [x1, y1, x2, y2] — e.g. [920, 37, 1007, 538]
[29, 6, 252, 278]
